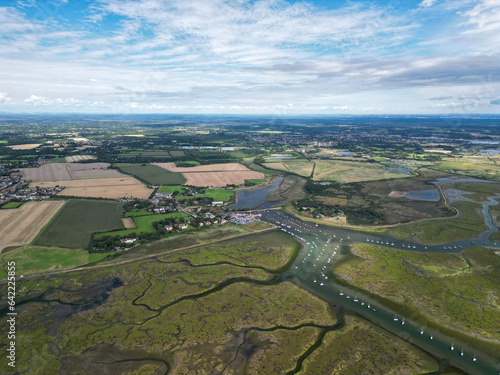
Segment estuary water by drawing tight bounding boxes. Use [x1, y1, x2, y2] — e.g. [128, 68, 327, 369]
[227, 177, 284, 210]
[259, 194, 500, 375]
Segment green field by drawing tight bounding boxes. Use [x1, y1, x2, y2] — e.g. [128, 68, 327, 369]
[1, 201, 24, 209]
[33, 200, 125, 249]
[0, 246, 110, 275]
[95, 212, 189, 238]
[195, 189, 234, 202]
[115, 163, 186, 185]
[123, 210, 157, 217]
[175, 160, 200, 166]
[158, 185, 186, 194]
[0, 140, 7, 144]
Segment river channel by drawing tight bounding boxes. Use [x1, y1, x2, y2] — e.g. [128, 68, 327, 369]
[259, 195, 500, 374]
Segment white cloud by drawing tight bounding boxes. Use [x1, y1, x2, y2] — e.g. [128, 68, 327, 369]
[419, 0, 438, 7]
[0, 92, 10, 103]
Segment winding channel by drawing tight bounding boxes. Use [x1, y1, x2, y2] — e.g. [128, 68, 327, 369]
[259, 194, 500, 375]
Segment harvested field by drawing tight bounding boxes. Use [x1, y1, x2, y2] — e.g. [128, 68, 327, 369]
[0, 200, 66, 252]
[184, 171, 264, 187]
[67, 163, 122, 179]
[7, 143, 41, 150]
[262, 161, 314, 177]
[154, 162, 250, 172]
[19, 162, 122, 181]
[65, 155, 96, 162]
[31, 177, 153, 199]
[19, 163, 71, 181]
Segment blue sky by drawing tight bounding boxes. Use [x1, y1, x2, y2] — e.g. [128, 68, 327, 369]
[0, 0, 499, 114]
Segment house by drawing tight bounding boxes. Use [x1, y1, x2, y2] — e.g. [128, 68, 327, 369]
[178, 224, 188, 229]
[164, 225, 173, 231]
[212, 201, 224, 206]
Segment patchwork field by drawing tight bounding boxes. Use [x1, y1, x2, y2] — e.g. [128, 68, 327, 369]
[0, 200, 66, 252]
[95, 212, 189, 238]
[33, 200, 125, 249]
[313, 160, 411, 183]
[0, 246, 109, 275]
[31, 177, 153, 199]
[435, 156, 500, 181]
[184, 171, 264, 187]
[7, 143, 41, 150]
[65, 155, 96, 162]
[154, 162, 264, 187]
[19, 162, 122, 181]
[115, 163, 186, 185]
[154, 162, 250, 172]
[263, 160, 314, 177]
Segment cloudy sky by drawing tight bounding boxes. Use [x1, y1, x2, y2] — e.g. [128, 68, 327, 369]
[1, 0, 499, 114]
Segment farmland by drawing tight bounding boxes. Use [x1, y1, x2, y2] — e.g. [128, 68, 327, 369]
[7, 143, 41, 150]
[0, 246, 109, 275]
[33, 200, 125, 249]
[312, 160, 411, 183]
[263, 160, 314, 177]
[157, 185, 186, 194]
[0, 200, 66, 252]
[154, 162, 250, 172]
[434, 156, 500, 182]
[154, 162, 265, 187]
[65, 155, 96, 162]
[31, 177, 153, 199]
[115, 163, 186, 185]
[332, 244, 500, 341]
[1, 201, 24, 208]
[95, 212, 189, 238]
[19, 162, 123, 181]
[184, 171, 264, 187]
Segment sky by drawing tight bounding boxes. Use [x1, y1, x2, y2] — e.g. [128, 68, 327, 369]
[0, 0, 499, 115]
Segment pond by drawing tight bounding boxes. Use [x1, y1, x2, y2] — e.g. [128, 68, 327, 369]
[480, 149, 500, 155]
[337, 151, 355, 156]
[405, 189, 440, 202]
[227, 177, 284, 210]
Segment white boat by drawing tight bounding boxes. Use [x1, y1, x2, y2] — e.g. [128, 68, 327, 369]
[339, 291, 344, 296]
[429, 335, 433, 340]
[393, 315, 398, 321]
[460, 349, 464, 356]
[472, 355, 476, 362]
[420, 328, 424, 334]
[401, 318, 405, 325]
[451, 343, 454, 350]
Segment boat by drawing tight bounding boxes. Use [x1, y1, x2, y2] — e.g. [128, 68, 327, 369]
[429, 335, 433, 340]
[451, 343, 454, 350]
[339, 290, 344, 296]
[460, 349, 464, 356]
[420, 328, 424, 334]
[472, 355, 476, 362]
[393, 315, 398, 321]
[401, 318, 405, 325]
